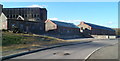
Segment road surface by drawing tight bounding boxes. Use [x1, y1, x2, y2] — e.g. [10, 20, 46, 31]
[12, 39, 118, 59]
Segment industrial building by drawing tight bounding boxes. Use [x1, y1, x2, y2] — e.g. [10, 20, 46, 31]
[78, 21, 116, 38]
[2, 7, 47, 34]
[0, 4, 116, 39]
[45, 20, 83, 38]
[3, 8, 47, 21]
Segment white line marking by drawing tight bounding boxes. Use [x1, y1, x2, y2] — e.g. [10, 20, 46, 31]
[84, 47, 102, 61]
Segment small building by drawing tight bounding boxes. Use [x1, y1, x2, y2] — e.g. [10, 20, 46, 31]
[78, 21, 116, 38]
[45, 20, 83, 39]
[0, 13, 7, 30]
[0, 4, 8, 30]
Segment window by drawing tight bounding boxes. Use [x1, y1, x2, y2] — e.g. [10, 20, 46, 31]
[37, 15, 39, 17]
[34, 15, 36, 17]
[85, 28, 88, 30]
[10, 15, 12, 18]
[25, 15, 27, 17]
[88, 27, 91, 30]
[81, 27, 83, 30]
[13, 15, 15, 18]
[22, 15, 24, 18]
[7, 15, 9, 18]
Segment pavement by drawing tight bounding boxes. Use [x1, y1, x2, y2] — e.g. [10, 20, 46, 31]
[11, 39, 118, 60]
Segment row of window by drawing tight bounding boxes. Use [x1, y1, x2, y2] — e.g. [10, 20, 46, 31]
[7, 14, 40, 18]
[11, 23, 42, 30]
[91, 29, 113, 35]
[4, 8, 42, 14]
[58, 28, 79, 33]
[4, 8, 40, 12]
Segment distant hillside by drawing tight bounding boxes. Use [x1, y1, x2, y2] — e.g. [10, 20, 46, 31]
[113, 28, 120, 35]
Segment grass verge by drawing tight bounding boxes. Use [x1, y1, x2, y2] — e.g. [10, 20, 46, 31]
[2, 32, 66, 56]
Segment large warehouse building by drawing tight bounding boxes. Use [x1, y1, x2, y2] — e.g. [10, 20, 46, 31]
[45, 20, 83, 38]
[3, 8, 47, 21]
[78, 21, 116, 38]
[2, 7, 47, 34]
[0, 4, 116, 39]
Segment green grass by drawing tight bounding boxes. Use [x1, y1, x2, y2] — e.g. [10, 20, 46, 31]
[2, 32, 65, 52]
[2, 34, 24, 46]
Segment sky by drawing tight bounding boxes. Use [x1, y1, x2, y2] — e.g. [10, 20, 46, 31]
[0, 2, 118, 28]
[0, 0, 119, 2]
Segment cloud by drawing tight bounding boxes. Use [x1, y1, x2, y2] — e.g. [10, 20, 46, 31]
[26, 5, 46, 8]
[49, 18, 58, 20]
[48, 17, 84, 25]
[12, 4, 47, 8]
[107, 21, 113, 24]
[58, 20, 84, 23]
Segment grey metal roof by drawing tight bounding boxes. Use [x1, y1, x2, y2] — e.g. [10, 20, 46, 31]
[51, 20, 79, 28]
[84, 22, 115, 31]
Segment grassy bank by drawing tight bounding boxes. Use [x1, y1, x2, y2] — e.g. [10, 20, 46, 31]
[2, 32, 65, 55]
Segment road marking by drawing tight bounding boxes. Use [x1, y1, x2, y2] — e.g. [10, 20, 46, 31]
[84, 47, 102, 61]
[84, 43, 118, 61]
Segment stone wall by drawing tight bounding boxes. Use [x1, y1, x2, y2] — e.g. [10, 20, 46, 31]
[7, 19, 45, 34]
[0, 4, 2, 16]
[0, 4, 3, 30]
[45, 20, 83, 39]
[91, 28, 115, 35]
[45, 20, 57, 31]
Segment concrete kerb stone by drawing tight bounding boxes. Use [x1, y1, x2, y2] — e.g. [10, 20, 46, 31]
[2, 40, 92, 61]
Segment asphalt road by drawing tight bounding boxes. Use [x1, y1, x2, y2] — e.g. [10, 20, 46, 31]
[13, 39, 118, 59]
